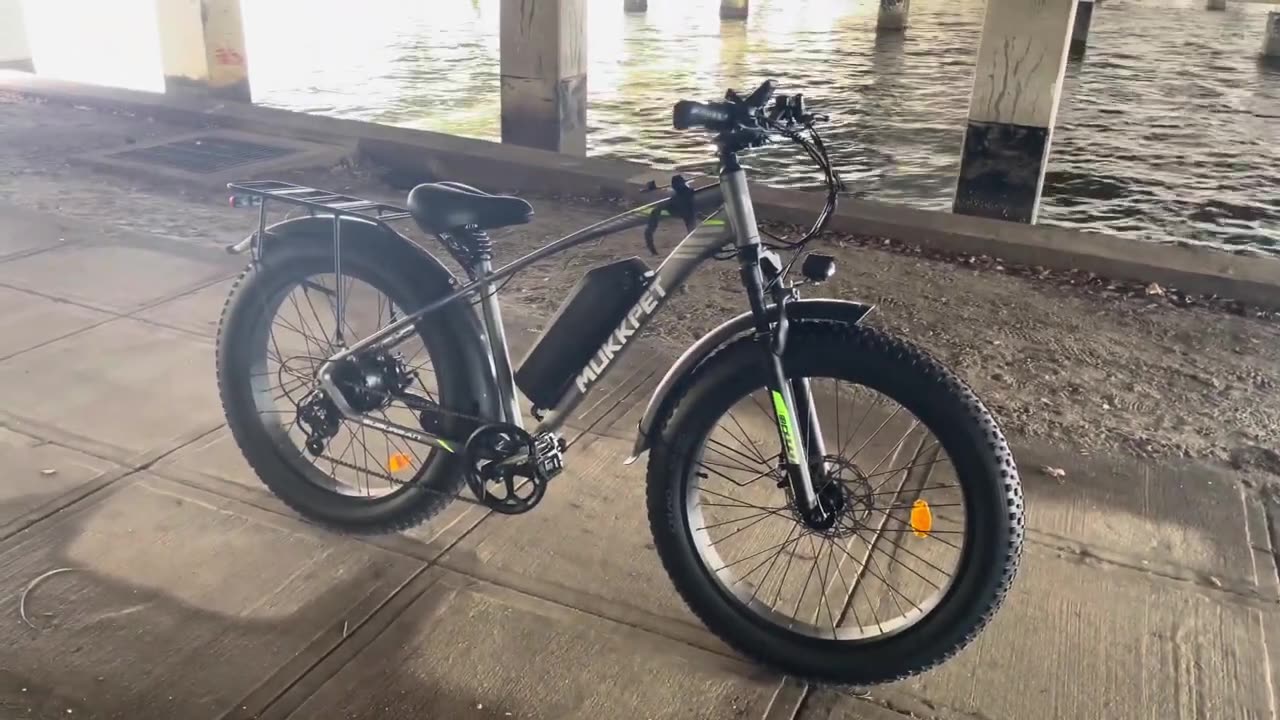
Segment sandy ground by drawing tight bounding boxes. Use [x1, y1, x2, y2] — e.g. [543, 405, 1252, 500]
[2, 93, 1277, 479]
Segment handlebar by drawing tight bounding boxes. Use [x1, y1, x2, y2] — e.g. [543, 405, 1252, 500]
[672, 100, 734, 131]
[671, 80, 824, 151]
[666, 79, 841, 251]
[673, 79, 777, 132]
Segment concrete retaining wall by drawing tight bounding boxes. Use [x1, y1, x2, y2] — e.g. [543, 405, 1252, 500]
[2, 70, 1278, 308]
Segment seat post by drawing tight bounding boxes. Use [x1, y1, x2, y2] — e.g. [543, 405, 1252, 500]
[463, 226, 523, 428]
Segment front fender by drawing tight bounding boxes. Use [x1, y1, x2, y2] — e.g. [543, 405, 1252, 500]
[626, 298, 874, 463]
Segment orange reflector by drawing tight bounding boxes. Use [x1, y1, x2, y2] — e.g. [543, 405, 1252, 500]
[910, 499, 933, 538]
[388, 453, 412, 473]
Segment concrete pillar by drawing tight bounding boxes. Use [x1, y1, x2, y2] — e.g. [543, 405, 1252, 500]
[0, 0, 33, 72]
[154, 0, 251, 101]
[500, 0, 587, 156]
[877, 0, 910, 32]
[953, 0, 1076, 224]
[1264, 12, 1280, 60]
[624, 0, 648, 12]
[1207, 0, 1226, 11]
[720, 0, 749, 20]
[1069, 0, 1094, 60]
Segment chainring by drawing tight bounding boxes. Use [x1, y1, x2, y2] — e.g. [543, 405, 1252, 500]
[463, 423, 548, 515]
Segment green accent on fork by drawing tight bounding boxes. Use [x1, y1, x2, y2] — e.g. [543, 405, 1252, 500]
[436, 439, 454, 453]
[771, 390, 800, 464]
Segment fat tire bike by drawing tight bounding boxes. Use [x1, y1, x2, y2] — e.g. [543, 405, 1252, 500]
[216, 81, 1024, 685]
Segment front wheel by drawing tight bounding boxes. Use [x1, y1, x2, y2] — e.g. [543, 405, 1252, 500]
[646, 321, 1024, 685]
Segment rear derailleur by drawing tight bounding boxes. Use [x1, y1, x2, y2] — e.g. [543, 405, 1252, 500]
[463, 424, 565, 515]
[297, 391, 342, 457]
[296, 350, 420, 457]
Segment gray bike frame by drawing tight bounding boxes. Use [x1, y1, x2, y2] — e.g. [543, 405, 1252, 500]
[313, 169, 816, 506]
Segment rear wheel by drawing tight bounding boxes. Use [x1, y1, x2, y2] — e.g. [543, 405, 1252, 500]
[216, 239, 477, 533]
[646, 321, 1023, 684]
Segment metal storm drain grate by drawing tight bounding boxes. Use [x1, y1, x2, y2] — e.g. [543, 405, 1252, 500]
[108, 135, 299, 175]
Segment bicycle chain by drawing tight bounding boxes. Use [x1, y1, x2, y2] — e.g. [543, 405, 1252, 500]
[314, 449, 408, 487]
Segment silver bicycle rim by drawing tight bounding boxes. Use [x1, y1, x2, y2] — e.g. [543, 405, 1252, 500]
[683, 377, 967, 641]
[244, 269, 441, 499]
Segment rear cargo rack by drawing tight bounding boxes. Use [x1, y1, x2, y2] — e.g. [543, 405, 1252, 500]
[227, 180, 412, 223]
[224, 180, 416, 256]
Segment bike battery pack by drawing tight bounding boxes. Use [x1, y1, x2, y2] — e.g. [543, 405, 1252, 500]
[515, 257, 652, 409]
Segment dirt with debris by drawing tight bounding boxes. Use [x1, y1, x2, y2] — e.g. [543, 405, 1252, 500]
[1, 93, 1277, 476]
[487, 194, 1280, 473]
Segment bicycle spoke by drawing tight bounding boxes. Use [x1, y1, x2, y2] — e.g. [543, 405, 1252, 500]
[712, 534, 812, 573]
[696, 486, 788, 514]
[861, 526, 957, 582]
[788, 539, 823, 629]
[865, 540, 910, 620]
[748, 521, 800, 605]
[731, 527, 806, 589]
[696, 459, 774, 488]
[837, 391, 880, 459]
[708, 430, 768, 470]
[724, 410, 768, 464]
[300, 283, 335, 351]
[846, 406, 904, 464]
[809, 535, 839, 637]
[696, 508, 778, 532]
[866, 506, 964, 548]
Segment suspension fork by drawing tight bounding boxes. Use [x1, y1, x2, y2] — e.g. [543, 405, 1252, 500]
[722, 160, 821, 515]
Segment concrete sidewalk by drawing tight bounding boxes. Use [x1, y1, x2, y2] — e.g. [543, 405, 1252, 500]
[0, 97, 1276, 720]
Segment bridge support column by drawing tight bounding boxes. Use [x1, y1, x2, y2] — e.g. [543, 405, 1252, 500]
[154, 0, 251, 101]
[720, 0, 748, 20]
[877, 0, 910, 32]
[1264, 12, 1280, 61]
[500, 0, 587, 156]
[953, 0, 1076, 223]
[624, 0, 648, 12]
[1207, 0, 1226, 11]
[0, 0, 33, 72]
[1070, 0, 1094, 59]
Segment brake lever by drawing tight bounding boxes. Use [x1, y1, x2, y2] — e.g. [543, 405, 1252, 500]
[643, 174, 699, 255]
[643, 206, 662, 255]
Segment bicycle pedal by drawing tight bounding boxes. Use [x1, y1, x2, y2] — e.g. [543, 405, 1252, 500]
[534, 431, 565, 481]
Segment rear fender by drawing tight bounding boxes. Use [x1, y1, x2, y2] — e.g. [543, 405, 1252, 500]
[626, 298, 874, 463]
[251, 215, 500, 423]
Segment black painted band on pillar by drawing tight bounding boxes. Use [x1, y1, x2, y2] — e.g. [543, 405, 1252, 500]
[954, 122, 1051, 224]
[1070, 0, 1095, 59]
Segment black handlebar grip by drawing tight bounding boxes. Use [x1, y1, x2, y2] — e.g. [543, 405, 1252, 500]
[673, 100, 733, 130]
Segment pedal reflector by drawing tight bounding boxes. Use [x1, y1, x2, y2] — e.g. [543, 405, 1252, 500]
[910, 499, 932, 538]
[388, 453, 413, 473]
